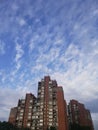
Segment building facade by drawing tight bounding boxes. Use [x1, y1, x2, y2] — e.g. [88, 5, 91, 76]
[8, 76, 94, 130]
[68, 99, 94, 130]
[31, 76, 68, 130]
[9, 107, 17, 125]
[15, 93, 36, 128]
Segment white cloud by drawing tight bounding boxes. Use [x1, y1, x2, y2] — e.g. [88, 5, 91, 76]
[0, 70, 6, 84]
[14, 43, 24, 71]
[28, 40, 98, 103]
[91, 113, 98, 130]
[93, 9, 98, 16]
[0, 87, 22, 121]
[15, 43, 24, 62]
[0, 79, 37, 121]
[29, 41, 35, 52]
[50, 43, 98, 102]
[16, 62, 21, 70]
[54, 38, 64, 45]
[29, 35, 39, 52]
[18, 18, 26, 26]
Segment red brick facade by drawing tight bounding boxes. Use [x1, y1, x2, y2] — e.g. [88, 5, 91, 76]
[44, 76, 50, 130]
[23, 93, 36, 128]
[9, 107, 17, 125]
[57, 87, 68, 130]
[68, 99, 94, 130]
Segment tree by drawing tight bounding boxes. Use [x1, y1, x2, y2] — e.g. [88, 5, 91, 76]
[50, 126, 56, 130]
[70, 123, 91, 130]
[0, 121, 30, 130]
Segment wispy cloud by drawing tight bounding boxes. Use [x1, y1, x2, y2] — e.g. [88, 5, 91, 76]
[15, 43, 24, 62]
[0, 78, 38, 121]
[18, 18, 26, 26]
[91, 113, 98, 130]
[51, 43, 98, 101]
[0, 70, 6, 83]
[14, 43, 24, 70]
[0, 87, 23, 121]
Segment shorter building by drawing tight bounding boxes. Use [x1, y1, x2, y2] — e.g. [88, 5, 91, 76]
[9, 93, 36, 129]
[9, 107, 17, 125]
[68, 99, 94, 130]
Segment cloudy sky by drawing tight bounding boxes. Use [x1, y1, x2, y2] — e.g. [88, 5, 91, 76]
[0, 0, 98, 129]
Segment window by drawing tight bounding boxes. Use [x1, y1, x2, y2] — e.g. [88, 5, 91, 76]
[41, 94, 44, 97]
[20, 109, 24, 112]
[32, 116, 35, 119]
[40, 102, 43, 105]
[49, 101, 52, 105]
[18, 122, 22, 126]
[38, 89, 41, 93]
[19, 116, 23, 119]
[33, 108, 36, 112]
[30, 100, 33, 103]
[18, 107, 20, 110]
[39, 119, 43, 122]
[31, 127, 35, 129]
[29, 106, 32, 109]
[28, 112, 32, 116]
[28, 116, 31, 119]
[49, 115, 52, 118]
[49, 119, 53, 122]
[49, 111, 53, 115]
[20, 113, 23, 116]
[35, 116, 38, 119]
[39, 123, 43, 126]
[49, 123, 52, 126]
[16, 117, 19, 120]
[27, 123, 30, 127]
[40, 112, 43, 115]
[21, 100, 25, 103]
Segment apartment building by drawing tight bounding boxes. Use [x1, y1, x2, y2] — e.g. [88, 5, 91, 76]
[31, 76, 68, 130]
[9, 107, 17, 125]
[68, 99, 94, 130]
[8, 76, 94, 130]
[12, 93, 36, 128]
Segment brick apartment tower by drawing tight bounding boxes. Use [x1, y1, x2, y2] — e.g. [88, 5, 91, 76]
[9, 107, 17, 125]
[57, 87, 68, 130]
[15, 93, 36, 128]
[68, 99, 94, 130]
[31, 76, 68, 130]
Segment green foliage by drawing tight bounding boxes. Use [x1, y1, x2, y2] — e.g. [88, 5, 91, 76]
[0, 121, 30, 130]
[50, 126, 56, 130]
[70, 123, 91, 130]
[0, 121, 16, 130]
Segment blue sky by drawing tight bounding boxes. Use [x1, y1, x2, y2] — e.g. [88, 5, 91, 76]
[0, 0, 98, 129]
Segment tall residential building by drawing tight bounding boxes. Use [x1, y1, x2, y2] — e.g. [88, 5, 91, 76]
[31, 76, 68, 130]
[68, 99, 94, 130]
